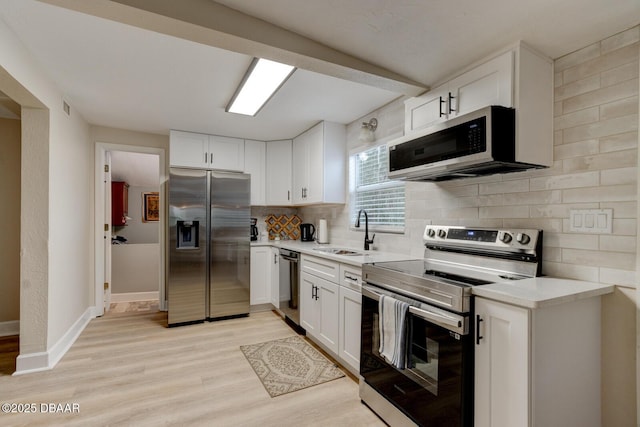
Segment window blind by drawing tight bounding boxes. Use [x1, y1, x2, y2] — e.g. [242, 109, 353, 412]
[350, 144, 405, 232]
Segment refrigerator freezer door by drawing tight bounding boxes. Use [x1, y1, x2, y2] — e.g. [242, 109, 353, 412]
[168, 168, 207, 325]
[209, 171, 251, 319]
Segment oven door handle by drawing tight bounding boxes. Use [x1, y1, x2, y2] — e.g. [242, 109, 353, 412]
[362, 285, 467, 334]
[408, 306, 462, 329]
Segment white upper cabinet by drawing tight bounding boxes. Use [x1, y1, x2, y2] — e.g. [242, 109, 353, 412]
[405, 51, 513, 134]
[170, 130, 244, 171]
[405, 83, 450, 131]
[266, 139, 293, 206]
[169, 130, 209, 168]
[171, 120, 348, 207]
[449, 50, 513, 117]
[244, 139, 266, 206]
[405, 42, 551, 138]
[209, 135, 245, 171]
[292, 121, 346, 206]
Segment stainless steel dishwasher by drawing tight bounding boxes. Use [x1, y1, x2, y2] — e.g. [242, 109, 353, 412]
[278, 248, 302, 330]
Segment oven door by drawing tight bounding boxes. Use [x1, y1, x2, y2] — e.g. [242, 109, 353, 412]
[360, 285, 473, 427]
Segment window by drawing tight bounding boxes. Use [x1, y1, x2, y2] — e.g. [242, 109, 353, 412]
[350, 144, 405, 233]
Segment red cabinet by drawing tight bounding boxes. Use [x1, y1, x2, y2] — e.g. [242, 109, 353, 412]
[111, 181, 129, 226]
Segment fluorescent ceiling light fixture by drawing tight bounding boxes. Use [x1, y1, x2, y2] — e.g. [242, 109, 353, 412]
[226, 58, 295, 116]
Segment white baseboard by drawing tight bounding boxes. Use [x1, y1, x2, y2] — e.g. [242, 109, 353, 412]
[0, 320, 19, 337]
[110, 291, 159, 303]
[14, 306, 94, 376]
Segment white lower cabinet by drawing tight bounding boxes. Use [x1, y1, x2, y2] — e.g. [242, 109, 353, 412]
[249, 246, 272, 306]
[339, 286, 361, 373]
[474, 298, 529, 427]
[300, 271, 339, 354]
[475, 296, 602, 427]
[300, 254, 362, 374]
[338, 264, 362, 374]
[269, 247, 280, 307]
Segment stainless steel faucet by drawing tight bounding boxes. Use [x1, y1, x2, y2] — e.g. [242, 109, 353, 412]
[355, 209, 375, 250]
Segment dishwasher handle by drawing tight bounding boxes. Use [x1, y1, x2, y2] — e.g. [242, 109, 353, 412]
[280, 254, 299, 263]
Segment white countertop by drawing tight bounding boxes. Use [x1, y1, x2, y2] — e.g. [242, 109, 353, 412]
[472, 277, 615, 309]
[251, 240, 418, 267]
[253, 241, 615, 308]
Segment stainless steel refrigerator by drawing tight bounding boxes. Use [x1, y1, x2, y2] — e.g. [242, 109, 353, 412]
[168, 167, 251, 326]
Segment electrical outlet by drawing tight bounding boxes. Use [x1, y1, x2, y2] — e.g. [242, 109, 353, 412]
[569, 209, 612, 234]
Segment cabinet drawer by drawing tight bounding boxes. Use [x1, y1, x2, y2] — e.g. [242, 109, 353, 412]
[340, 264, 362, 292]
[301, 254, 340, 284]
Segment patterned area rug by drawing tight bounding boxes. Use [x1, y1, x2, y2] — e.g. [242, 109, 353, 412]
[240, 336, 345, 397]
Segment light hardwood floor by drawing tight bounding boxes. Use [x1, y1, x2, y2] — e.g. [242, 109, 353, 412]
[0, 309, 384, 427]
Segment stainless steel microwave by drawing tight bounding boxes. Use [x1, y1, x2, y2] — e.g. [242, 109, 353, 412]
[388, 105, 547, 181]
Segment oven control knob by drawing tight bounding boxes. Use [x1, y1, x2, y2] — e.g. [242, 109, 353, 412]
[516, 233, 531, 245]
[426, 228, 436, 238]
[500, 232, 513, 243]
[437, 229, 447, 238]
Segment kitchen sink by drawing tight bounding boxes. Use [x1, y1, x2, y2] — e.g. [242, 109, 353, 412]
[313, 247, 362, 256]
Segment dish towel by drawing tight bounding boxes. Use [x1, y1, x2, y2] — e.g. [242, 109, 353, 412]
[378, 294, 409, 370]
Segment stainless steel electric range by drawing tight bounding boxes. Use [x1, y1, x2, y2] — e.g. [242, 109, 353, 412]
[359, 225, 543, 427]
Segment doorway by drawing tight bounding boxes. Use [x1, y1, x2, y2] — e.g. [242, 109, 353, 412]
[109, 150, 161, 310]
[94, 143, 166, 317]
[0, 92, 21, 374]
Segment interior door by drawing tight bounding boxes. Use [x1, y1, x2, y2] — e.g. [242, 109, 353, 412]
[103, 151, 112, 312]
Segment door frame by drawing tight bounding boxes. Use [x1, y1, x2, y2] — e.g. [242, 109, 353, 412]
[94, 142, 167, 315]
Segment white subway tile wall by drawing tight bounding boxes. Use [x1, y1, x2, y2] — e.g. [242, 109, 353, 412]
[300, 26, 639, 288]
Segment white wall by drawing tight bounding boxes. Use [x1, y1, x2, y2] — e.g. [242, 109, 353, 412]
[111, 244, 159, 294]
[47, 91, 92, 350]
[0, 17, 92, 367]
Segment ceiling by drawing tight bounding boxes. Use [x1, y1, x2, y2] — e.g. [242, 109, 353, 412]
[0, 0, 638, 141]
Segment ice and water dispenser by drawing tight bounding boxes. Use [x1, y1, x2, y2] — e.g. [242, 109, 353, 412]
[176, 220, 199, 249]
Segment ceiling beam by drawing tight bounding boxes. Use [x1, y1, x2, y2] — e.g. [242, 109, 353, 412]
[38, 0, 427, 96]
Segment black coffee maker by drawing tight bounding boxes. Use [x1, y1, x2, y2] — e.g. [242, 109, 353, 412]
[250, 218, 258, 241]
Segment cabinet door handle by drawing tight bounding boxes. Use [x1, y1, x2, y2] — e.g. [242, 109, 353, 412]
[301, 188, 304, 198]
[204, 152, 208, 164]
[448, 92, 456, 113]
[274, 254, 277, 264]
[210, 153, 214, 164]
[439, 96, 446, 117]
[476, 315, 484, 345]
[287, 190, 290, 201]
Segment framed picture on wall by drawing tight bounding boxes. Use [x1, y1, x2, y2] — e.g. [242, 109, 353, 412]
[142, 192, 160, 222]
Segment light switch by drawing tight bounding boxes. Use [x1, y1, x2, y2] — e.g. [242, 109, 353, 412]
[569, 209, 612, 234]
[572, 214, 582, 227]
[584, 214, 594, 228]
